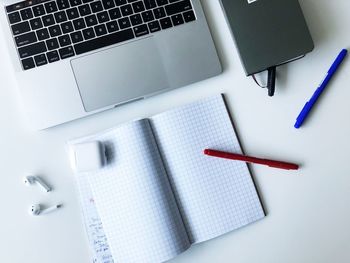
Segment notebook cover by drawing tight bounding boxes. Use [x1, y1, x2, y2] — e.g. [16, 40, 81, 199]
[220, 0, 314, 75]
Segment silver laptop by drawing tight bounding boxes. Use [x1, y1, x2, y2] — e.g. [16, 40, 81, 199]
[1, 0, 221, 130]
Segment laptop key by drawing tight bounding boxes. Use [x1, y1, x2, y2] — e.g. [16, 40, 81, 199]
[165, 0, 192, 16]
[183, 10, 195, 22]
[59, 45, 75, 59]
[73, 18, 86, 30]
[90, 1, 103, 13]
[156, 0, 168, 6]
[21, 57, 35, 70]
[20, 8, 34, 20]
[130, 14, 142, 26]
[11, 21, 30, 35]
[69, 0, 82, 7]
[57, 0, 70, 10]
[120, 4, 133, 16]
[153, 7, 165, 19]
[8, 11, 21, 24]
[141, 11, 154, 23]
[15, 32, 37, 47]
[34, 54, 48, 66]
[42, 14, 55, 26]
[61, 21, 74, 33]
[45, 1, 58, 14]
[118, 17, 131, 29]
[115, 0, 127, 6]
[70, 31, 84, 43]
[48, 25, 63, 37]
[32, 5, 46, 17]
[97, 11, 110, 23]
[78, 4, 92, 16]
[6, 2, 25, 13]
[74, 28, 134, 55]
[82, 27, 95, 39]
[148, 20, 160, 33]
[132, 1, 145, 13]
[18, 41, 47, 58]
[46, 38, 60, 50]
[144, 0, 156, 10]
[109, 7, 121, 20]
[94, 24, 107, 36]
[47, 50, 60, 63]
[54, 11, 68, 23]
[133, 24, 148, 37]
[85, 14, 98, 27]
[58, 34, 72, 46]
[159, 17, 172, 29]
[36, 28, 50, 40]
[67, 7, 80, 19]
[106, 20, 119, 33]
[102, 0, 115, 10]
[171, 13, 184, 26]
[30, 18, 43, 30]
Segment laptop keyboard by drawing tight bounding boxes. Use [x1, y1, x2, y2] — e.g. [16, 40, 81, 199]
[6, 0, 196, 71]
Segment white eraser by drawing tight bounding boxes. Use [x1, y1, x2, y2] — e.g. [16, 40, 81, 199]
[72, 141, 106, 172]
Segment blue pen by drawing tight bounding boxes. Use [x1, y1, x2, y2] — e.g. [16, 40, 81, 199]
[294, 49, 348, 129]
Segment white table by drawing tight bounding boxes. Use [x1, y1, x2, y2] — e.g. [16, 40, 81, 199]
[1, 0, 349, 262]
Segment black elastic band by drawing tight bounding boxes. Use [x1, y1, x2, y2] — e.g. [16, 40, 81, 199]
[267, 66, 276, 97]
[252, 74, 267, 88]
[251, 66, 277, 96]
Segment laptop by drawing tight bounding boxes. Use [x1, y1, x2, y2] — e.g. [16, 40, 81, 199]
[220, 0, 314, 75]
[1, 0, 222, 130]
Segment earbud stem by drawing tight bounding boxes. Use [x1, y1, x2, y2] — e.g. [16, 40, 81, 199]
[40, 204, 61, 215]
[35, 177, 52, 192]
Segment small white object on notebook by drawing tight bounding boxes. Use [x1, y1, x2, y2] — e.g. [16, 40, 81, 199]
[71, 141, 106, 173]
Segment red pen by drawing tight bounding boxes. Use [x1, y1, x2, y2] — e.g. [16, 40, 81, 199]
[204, 149, 299, 170]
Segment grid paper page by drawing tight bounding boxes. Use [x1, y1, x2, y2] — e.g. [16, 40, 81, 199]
[76, 119, 190, 263]
[75, 173, 114, 263]
[150, 95, 265, 243]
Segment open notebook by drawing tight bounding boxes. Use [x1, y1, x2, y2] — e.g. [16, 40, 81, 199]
[69, 95, 265, 263]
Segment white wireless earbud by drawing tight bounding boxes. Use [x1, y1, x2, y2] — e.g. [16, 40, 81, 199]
[30, 204, 61, 216]
[24, 176, 52, 192]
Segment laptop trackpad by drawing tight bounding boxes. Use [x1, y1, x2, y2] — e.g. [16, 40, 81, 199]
[71, 38, 169, 112]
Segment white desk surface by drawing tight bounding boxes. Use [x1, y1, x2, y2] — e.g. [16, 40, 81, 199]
[1, 0, 349, 262]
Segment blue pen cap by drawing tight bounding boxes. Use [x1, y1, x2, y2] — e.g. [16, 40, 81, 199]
[329, 49, 348, 75]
